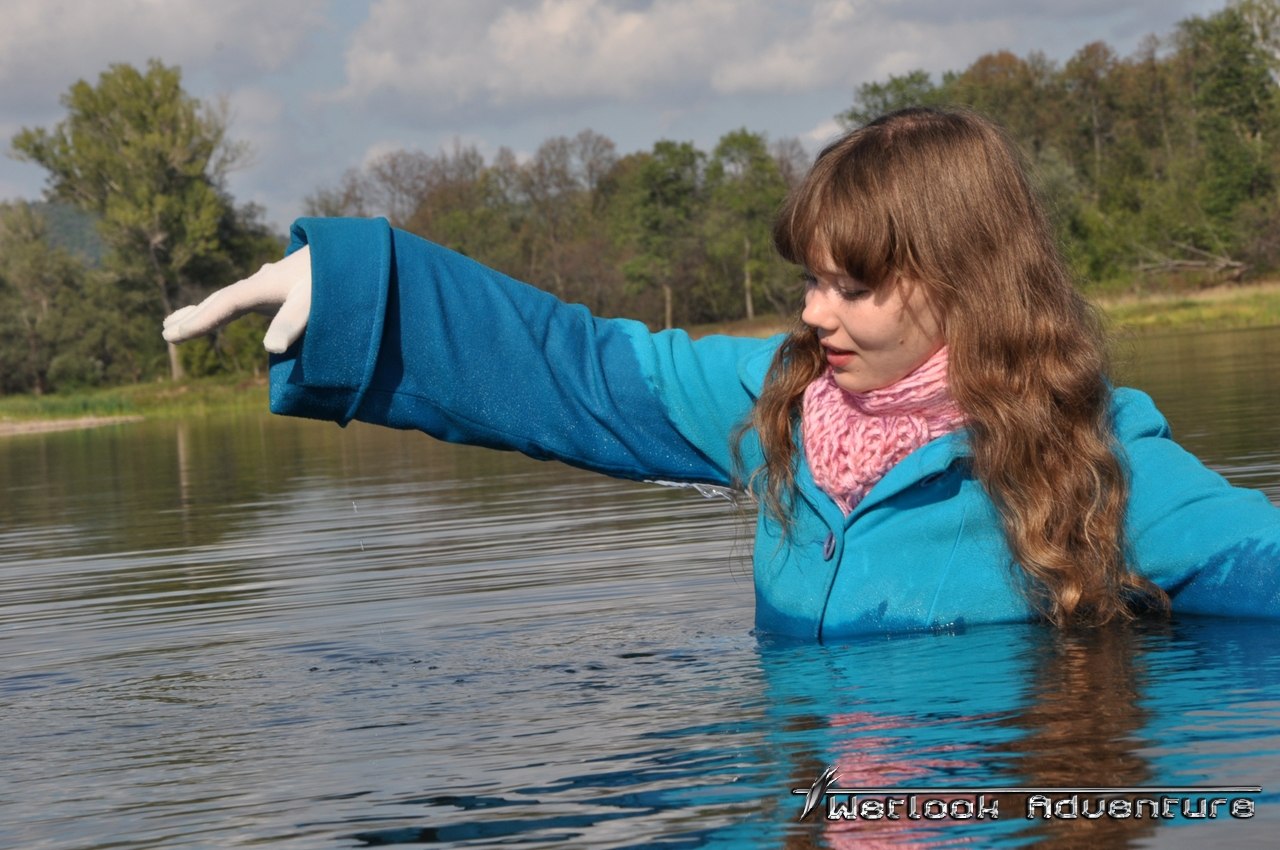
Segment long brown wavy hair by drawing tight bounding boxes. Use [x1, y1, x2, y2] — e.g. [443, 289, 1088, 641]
[741, 107, 1168, 626]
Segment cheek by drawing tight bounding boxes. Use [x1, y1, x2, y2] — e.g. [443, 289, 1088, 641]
[881, 325, 943, 381]
[903, 323, 944, 360]
[862, 314, 916, 350]
[888, 299, 943, 354]
[904, 322, 942, 351]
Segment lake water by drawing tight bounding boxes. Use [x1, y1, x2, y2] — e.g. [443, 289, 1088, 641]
[2, 326, 1279, 849]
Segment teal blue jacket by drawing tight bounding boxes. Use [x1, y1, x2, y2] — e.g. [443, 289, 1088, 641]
[268, 218, 1280, 640]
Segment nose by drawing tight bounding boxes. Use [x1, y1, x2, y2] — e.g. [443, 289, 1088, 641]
[801, 283, 838, 332]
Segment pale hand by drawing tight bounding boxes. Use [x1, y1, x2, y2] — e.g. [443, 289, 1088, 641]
[162, 246, 312, 354]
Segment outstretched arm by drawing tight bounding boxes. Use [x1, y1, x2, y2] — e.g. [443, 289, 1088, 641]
[165, 218, 776, 487]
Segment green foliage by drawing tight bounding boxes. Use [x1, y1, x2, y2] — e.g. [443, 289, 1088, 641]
[299, 1, 1280, 329]
[13, 61, 233, 293]
[703, 129, 790, 320]
[943, 50, 1062, 152]
[12, 60, 277, 382]
[840, 70, 947, 128]
[1181, 7, 1277, 236]
[46, 271, 161, 389]
[0, 203, 86, 394]
[830, 1, 1280, 289]
[30, 202, 105, 264]
[614, 141, 706, 328]
[0, 373, 269, 422]
[9, 3, 1280, 404]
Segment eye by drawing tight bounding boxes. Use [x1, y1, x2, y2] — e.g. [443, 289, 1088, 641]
[838, 285, 871, 301]
[799, 271, 818, 288]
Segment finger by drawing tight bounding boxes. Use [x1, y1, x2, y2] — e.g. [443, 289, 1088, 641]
[161, 276, 276, 343]
[162, 304, 200, 330]
[263, 278, 313, 354]
[162, 246, 311, 344]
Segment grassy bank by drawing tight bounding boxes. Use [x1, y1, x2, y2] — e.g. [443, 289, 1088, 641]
[4, 281, 1279, 428]
[0, 373, 268, 427]
[1094, 280, 1280, 333]
[689, 280, 1280, 338]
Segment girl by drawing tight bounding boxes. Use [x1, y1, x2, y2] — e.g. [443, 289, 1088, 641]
[163, 108, 1280, 641]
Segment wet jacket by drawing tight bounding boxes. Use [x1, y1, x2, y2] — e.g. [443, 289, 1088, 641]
[268, 218, 1280, 640]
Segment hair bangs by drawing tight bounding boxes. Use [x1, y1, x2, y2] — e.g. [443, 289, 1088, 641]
[773, 135, 902, 290]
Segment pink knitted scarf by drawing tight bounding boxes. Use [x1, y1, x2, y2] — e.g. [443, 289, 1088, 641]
[802, 346, 965, 514]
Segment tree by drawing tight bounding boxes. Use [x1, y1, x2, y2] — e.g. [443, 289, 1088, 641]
[0, 203, 86, 394]
[613, 141, 706, 329]
[840, 70, 945, 128]
[1179, 6, 1277, 231]
[770, 136, 811, 190]
[1234, 0, 1280, 80]
[944, 51, 1062, 154]
[402, 142, 529, 275]
[12, 60, 254, 381]
[304, 167, 376, 220]
[522, 130, 623, 311]
[704, 129, 788, 321]
[1064, 42, 1121, 202]
[519, 131, 618, 298]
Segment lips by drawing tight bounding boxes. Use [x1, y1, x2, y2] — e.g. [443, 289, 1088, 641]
[822, 344, 855, 369]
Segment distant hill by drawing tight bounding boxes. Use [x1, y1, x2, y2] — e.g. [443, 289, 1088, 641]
[31, 201, 105, 266]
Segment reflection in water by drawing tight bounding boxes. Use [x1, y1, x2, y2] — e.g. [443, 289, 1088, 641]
[1, 327, 1278, 848]
[994, 625, 1160, 849]
[770, 622, 1276, 850]
[1112, 325, 1280, 501]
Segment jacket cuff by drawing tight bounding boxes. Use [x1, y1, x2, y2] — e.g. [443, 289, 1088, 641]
[269, 217, 392, 425]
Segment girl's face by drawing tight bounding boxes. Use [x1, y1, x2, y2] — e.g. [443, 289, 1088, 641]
[801, 252, 944, 394]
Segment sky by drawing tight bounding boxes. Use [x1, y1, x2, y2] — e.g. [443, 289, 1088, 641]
[0, 0, 1231, 234]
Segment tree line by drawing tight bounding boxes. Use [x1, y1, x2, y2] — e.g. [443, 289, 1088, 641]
[845, 0, 1280, 288]
[3, 1, 1279, 396]
[304, 129, 808, 331]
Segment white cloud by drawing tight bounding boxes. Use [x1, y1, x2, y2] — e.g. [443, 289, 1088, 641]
[0, 0, 325, 112]
[337, 0, 730, 106]
[333, 0, 1221, 127]
[337, 0, 907, 110]
[803, 118, 843, 147]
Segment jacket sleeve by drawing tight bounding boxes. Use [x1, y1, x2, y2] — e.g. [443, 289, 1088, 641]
[1118, 388, 1280, 619]
[267, 217, 774, 486]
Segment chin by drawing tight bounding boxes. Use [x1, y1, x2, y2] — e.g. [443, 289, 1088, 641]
[834, 375, 881, 395]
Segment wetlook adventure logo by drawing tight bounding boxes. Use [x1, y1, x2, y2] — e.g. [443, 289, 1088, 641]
[792, 768, 1260, 823]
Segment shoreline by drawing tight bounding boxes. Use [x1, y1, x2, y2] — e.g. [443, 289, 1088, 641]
[0, 415, 145, 438]
[690, 279, 1280, 339]
[1096, 280, 1280, 333]
[2, 282, 1278, 435]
